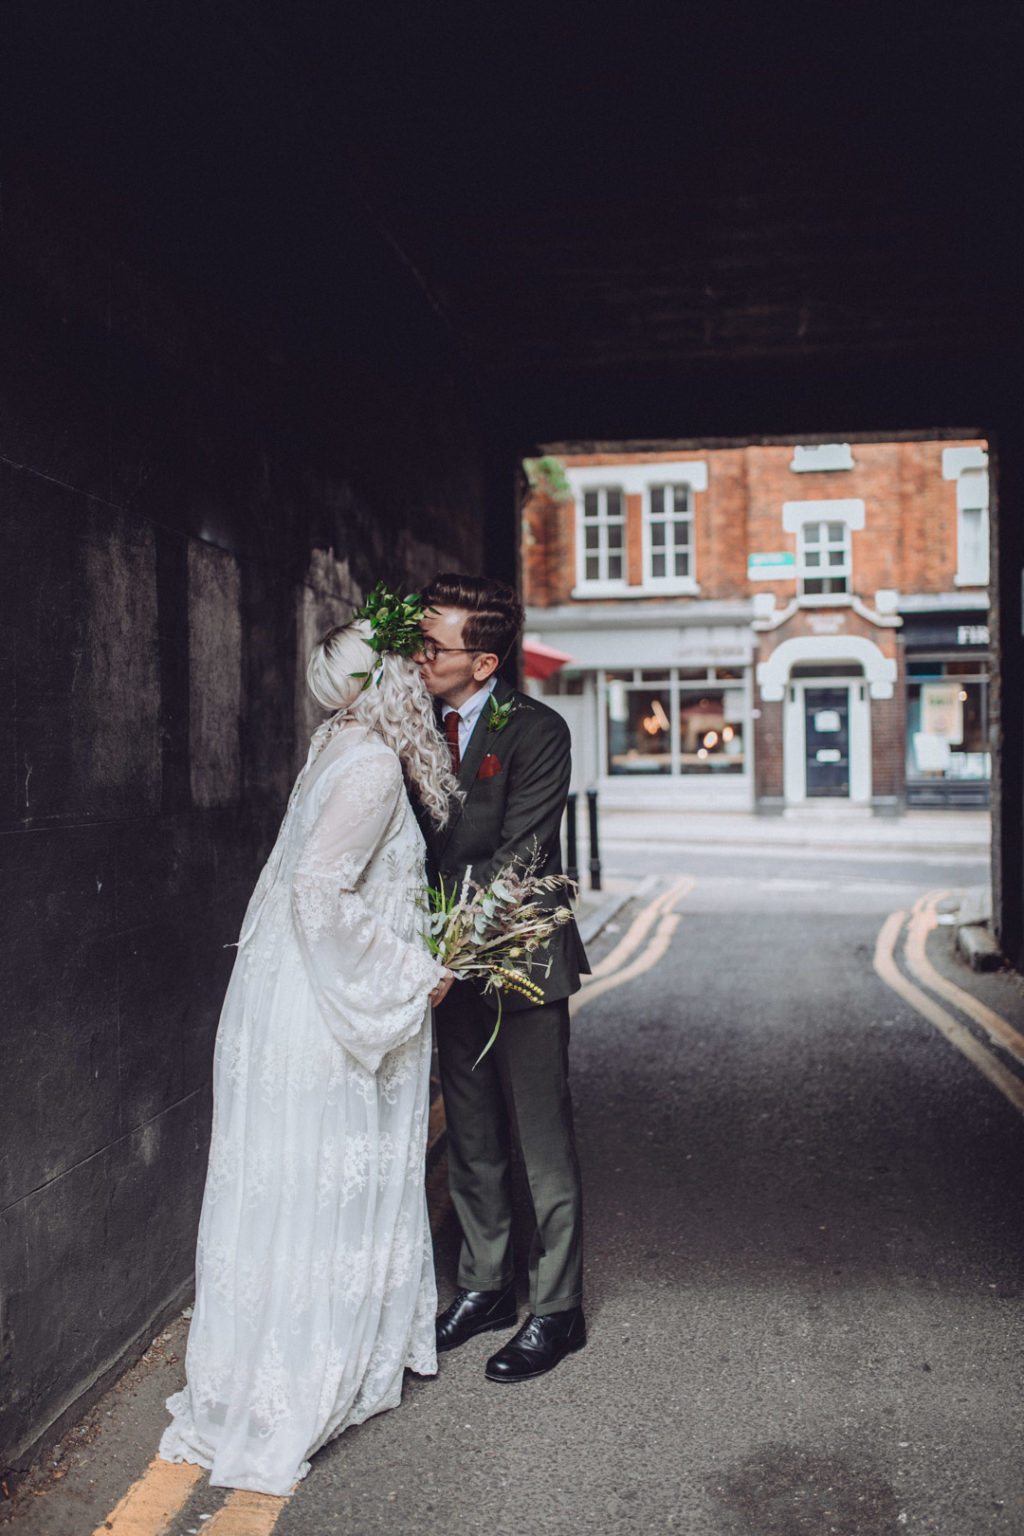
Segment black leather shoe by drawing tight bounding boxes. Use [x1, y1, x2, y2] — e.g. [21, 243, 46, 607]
[484, 1307, 586, 1382]
[435, 1284, 518, 1352]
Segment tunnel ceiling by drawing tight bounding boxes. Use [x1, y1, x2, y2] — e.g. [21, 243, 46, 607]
[9, 0, 1023, 433]
[311, 1, 1020, 378]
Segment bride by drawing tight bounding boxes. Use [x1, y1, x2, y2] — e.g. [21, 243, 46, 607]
[160, 606, 456, 1495]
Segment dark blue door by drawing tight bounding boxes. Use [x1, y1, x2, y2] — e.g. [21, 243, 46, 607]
[804, 687, 850, 797]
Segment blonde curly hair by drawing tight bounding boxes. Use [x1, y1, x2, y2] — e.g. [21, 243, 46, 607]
[306, 621, 458, 827]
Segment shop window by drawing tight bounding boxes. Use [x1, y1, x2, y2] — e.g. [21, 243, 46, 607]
[906, 661, 990, 784]
[605, 675, 746, 776]
[607, 683, 672, 775]
[678, 691, 744, 774]
[577, 487, 625, 589]
[541, 673, 585, 696]
[645, 484, 694, 585]
[799, 521, 850, 595]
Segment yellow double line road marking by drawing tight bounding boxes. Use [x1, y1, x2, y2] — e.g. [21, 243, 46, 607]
[92, 1458, 291, 1536]
[874, 891, 1024, 1117]
[90, 1457, 202, 1535]
[571, 876, 694, 1013]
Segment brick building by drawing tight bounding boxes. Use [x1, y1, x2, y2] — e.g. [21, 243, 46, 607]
[522, 440, 990, 812]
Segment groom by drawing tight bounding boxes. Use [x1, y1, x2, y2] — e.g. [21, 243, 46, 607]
[414, 573, 588, 1382]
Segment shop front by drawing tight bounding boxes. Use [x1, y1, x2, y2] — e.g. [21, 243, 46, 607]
[753, 615, 902, 812]
[524, 603, 755, 805]
[901, 606, 992, 808]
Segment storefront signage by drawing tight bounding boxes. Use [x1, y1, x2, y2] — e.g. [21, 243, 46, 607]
[957, 624, 989, 645]
[748, 552, 795, 580]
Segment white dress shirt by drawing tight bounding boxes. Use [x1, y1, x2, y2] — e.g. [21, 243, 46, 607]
[442, 677, 497, 758]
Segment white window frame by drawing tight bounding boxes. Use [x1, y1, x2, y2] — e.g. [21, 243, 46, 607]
[567, 460, 707, 597]
[643, 483, 696, 591]
[782, 499, 865, 602]
[576, 486, 627, 592]
[943, 446, 989, 588]
[798, 519, 852, 596]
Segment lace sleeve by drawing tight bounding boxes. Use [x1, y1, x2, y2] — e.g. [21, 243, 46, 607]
[290, 746, 443, 1073]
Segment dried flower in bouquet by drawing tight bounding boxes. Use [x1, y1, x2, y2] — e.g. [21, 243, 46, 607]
[425, 847, 576, 1066]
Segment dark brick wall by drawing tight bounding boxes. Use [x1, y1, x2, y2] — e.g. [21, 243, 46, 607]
[754, 700, 785, 804]
[0, 148, 487, 1469]
[871, 692, 906, 807]
[989, 435, 1024, 968]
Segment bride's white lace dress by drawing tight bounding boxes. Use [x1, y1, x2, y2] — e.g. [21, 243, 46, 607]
[160, 719, 444, 1495]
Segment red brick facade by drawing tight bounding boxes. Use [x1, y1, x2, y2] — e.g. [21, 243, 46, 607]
[523, 441, 979, 609]
[523, 439, 989, 811]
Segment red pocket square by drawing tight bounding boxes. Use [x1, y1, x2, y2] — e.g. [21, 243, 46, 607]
[477, 753, 502, 779]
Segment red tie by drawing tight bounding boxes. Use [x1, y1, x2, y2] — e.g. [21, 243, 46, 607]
[444, 710, 461, 774]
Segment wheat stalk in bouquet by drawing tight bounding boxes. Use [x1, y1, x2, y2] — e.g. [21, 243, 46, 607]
[425, 849, 576, 1066]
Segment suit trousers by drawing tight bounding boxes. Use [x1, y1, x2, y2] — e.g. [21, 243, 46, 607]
[435, 981, 584, 1314]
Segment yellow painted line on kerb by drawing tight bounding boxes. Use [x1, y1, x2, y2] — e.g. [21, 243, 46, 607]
[904, 891, 1024, 1068]
[203, 1489, 291, 1535]
[93, 1460, 291, 1536]
[571, 875, 692, 1013]
[582, 876, 694, 982]
[90, 1456, 202, 1535]
[873, 904, 1024, 1118]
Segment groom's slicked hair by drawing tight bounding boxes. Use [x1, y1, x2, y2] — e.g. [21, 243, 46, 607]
[422, 573, 524, 663]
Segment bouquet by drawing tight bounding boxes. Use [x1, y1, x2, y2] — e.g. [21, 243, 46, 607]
[425, 850, 577, 1066]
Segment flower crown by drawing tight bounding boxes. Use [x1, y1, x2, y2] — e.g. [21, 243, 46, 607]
[349, 582, 428, 689]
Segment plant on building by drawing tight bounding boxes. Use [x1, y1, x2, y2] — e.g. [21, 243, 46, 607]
[524, 455, 572, 502]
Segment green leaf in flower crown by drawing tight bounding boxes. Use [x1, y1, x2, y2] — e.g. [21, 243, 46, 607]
[350, 582, 429, 662]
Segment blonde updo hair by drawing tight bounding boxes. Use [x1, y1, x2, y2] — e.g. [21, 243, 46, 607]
[306, 620, 458, 827]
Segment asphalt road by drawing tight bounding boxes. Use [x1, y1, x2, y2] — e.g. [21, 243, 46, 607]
[7, 837, 1024, 1536]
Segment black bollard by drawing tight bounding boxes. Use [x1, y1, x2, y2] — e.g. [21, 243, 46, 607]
[565, 792, 578, 887]
[586, 788, 602, 891]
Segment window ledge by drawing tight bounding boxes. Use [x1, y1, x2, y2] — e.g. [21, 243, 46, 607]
[572, 583, 630, 599]
[571, 582, 701, 600]
[637, 579, 701, 597]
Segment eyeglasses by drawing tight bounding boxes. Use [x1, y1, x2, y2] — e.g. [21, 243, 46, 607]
[418, 639, 483, 663]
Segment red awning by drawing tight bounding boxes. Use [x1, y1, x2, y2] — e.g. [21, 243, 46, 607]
[522, 637, 575, 680]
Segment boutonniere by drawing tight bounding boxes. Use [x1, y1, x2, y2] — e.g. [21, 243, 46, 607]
[486, 695, 517, 733]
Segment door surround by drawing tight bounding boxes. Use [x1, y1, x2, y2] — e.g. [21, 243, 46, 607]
[783, 673, 872, 803]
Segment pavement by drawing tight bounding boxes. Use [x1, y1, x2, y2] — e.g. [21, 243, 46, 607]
[573, 806, 992, 944]
[585, 804, 991, 855]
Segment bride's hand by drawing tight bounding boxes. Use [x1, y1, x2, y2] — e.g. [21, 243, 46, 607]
[429, 971, 454, 1008]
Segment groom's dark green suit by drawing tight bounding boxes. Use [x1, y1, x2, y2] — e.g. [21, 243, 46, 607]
[421, 677, 588, 1314]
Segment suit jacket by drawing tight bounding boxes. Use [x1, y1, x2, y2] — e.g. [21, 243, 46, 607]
[420, 678, 589, 1009]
